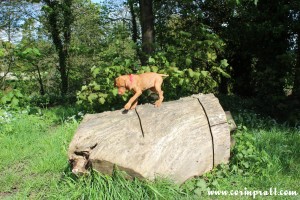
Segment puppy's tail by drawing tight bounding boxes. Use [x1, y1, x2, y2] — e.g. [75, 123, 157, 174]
[158, 74, 169, 77]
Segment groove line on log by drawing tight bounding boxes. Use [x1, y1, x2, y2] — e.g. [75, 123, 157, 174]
[196, 98, 215, 167]
[134, 108, 145, 138]
[210, 121, 228, 127]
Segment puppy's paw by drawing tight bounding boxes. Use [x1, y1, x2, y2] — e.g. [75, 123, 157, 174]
[130, 105, 137, 110]
[154, 101, 162, 107]
[124, 103, 131, 110]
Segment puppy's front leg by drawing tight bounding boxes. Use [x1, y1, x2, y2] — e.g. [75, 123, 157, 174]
[124, 90, 142, 110]
[130, 99, 138, 110]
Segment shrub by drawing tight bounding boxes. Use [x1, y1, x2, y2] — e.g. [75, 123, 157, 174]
[77, 54, 230, 112]
[0, 89, 28, 109]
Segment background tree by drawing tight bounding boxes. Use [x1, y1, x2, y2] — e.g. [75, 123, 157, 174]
[139, 0, 155, 65]
[201, 1, 293, 99]
[0, 0, 298, 121]
[0, 0, 29, 88]
[18, 18, 47, 96]
[127, 0, 142, 63]
[42, 0, 74, 95]
[0, 0, 41, 89]
[290, 0, 300, 99]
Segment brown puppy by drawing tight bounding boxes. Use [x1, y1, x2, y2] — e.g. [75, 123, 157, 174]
[115, 72, 168, 110]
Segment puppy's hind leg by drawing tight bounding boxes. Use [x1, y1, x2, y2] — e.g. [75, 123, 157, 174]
[154, 90, 163, 107]
[153, 80, 164, 107]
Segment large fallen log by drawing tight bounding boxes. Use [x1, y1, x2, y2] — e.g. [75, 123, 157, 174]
[68, 93, 232, 184]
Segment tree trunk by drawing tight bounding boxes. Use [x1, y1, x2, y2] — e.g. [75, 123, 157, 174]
[219, 76, 229, 94]
[139, 0, 154, 66]
[35, 64, 45, 95]
[128, 0, 142, 65]
[129, 0, 138, 44]
[63, 0, 72, 94]
[68, 93, 232, 184]
[43, 0, 73, 95]
[293, 25, 300, 98]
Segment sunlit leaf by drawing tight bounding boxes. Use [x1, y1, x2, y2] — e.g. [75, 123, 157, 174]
[196, 179, 207, 189]
[88, 93, 98, 103]
[148, 57, 155, 64]
[81, 85, 88, 91]
[112, 88, 118, 96]
[201, 71, 209, 77]
[185, 58, 192, 66]
[1, 96, 9, 104]
[98, 97, 105, 104]
[11, 97, 19, 107]
[0, 49, 5, 57]
[215, 67, 231, 78]
[187, 68, 194, 77]
[220, 59, 229, 68]
[92, 67, 101, 78]
[151, 66, 158, 72]
[194, 188, 203, 196]
[207, 52, 217, 61]
[93, 84, 100, 91]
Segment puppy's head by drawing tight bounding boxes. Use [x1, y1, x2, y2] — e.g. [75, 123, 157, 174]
[114, 76, 129, 95]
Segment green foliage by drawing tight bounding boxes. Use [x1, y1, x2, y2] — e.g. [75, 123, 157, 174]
[0, 89, 27, 108]
[0, 0, 299, 125]
[235, 0, 259, 5]
[0, 41, 14, 58]
[77, 65, 132, 111]
[181, 125, 273, 197]
[230, 127, 272, 176]
[77, 51, 231, 111]
[157, 20, 231, 81]
[0, 42, 16, 90]
[51, 170, 189, 199]
[219, 0, 292, 99]
[154, 2, 231, 93]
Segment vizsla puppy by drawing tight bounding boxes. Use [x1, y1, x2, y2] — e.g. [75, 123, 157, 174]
[114, 72, 168, 110]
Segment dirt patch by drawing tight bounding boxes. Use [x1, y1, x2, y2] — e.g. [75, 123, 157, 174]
[0, 187, 18, 199]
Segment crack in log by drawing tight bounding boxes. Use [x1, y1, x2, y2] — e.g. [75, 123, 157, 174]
[196, 98, 215, 167]
[90, 143, 98, 150]
[74, 151, 89, 159]
[210, 122, 228, 127]
[135, 108, 145, 138]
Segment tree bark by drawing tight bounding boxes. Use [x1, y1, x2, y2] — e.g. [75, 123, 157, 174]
[43, 0, 73, 95]
[128, 0, 142, 65]
[68, 94, 231, 184]
[139, 0, 154, 66]
[293, 24, 300, 98]
[35, 64, 45, 96]
[129, 0, 138, 44]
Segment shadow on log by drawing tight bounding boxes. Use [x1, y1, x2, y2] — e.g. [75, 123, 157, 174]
[68, 93, 234, 184]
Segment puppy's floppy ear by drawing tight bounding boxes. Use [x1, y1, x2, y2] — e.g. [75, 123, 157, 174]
[124, 76, 132, 89]
[114, 77, 118, 87]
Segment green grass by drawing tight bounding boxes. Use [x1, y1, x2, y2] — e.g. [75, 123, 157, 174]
[0, 98, 299, 199]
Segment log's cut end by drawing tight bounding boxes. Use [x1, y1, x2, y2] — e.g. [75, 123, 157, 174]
[68, 93, 232, 184]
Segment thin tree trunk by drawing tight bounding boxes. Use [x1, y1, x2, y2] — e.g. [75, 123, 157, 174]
[129, 0, 138, 44]
[35, 64, 45, 95]
[293, 33, 300, 98]
[128, 0, 142, 66]
[43, 0, 72, 95]
[63, 0, 72, 94]
[292, 10, 300, 98]
[139, 0, 154, 66]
